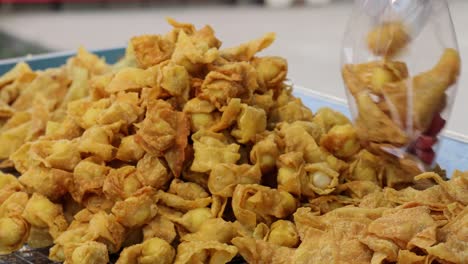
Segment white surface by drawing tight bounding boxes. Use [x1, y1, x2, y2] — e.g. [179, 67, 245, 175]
[0, 0, 467, 134]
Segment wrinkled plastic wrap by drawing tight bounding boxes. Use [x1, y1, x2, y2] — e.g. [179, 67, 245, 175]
[341, 0, 461, 173]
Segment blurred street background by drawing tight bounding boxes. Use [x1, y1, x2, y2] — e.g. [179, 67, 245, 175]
[1, 0, 467, 135]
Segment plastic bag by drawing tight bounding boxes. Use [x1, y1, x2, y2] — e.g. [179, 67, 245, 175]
[341, 0, 461, 172]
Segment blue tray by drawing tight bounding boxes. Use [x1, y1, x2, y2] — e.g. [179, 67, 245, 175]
[1, 48, 467, 176]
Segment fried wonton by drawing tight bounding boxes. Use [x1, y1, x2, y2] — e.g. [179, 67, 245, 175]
[135, 99, 189, 177]
[136, 154, 172, 190]
[190, 130, 240, 173]
[355, 92, 408, 145]
[232, 184, 297, 228]
[199, 62, 258, 109]
[131, 34, 175, 69]
[208, 163, 262, 197]
[367, 22, 410, 58]
[22, 193, 68, 240]
[220, 32, 275, 62]
[174, 241, 238, 264]
[111, 187, 158, 228]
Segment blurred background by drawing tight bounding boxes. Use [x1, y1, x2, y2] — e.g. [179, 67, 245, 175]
[0, 0, 467, 135]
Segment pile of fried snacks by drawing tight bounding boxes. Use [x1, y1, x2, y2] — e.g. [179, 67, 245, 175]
[342, 22, 461, 165]
[0, 19, 467, 264]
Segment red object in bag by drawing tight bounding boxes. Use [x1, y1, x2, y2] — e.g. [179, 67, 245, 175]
[415, 135, 437, 151]
[425, 114, 446, 137]
[415, 148, 436, 165]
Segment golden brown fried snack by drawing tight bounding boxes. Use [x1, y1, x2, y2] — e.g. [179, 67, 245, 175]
[81, 210, 126, 253]
[135, 99, 190, 177]
[0, 118, 32, 160]
[103, 166, 142, 201]
[97, 92, 142, 127]
[156, 190, 211, 212]
[63, 241, 109, 264]
[69, 157, 109, 203]
[232, 184, 297, 228]
[131, 35, 175, 69]
[0, 216, 30, 255]
[111, 187, 158, 228]
[312, 107, 351, 133]
[412, 48, 460, 131]
[0, 50, 106, 163]
[105, 66, 158, 93]
[279, 121, 327, 164]
[28, 139, 81, 172]
[171, 25, 221, 75]
[252, 56, 287, 91]
[208, 163, 261, 197]
[19, 165, 72, 201]
[142, 215, 177, 243]
[0, 191, 30, 254]
[0, 112, 30, 133]
[211, 195, 228, 218]
[116, 237, 175, 264]
[267, 220, 299, 248]
[116, 135, 145, 162]
[231, 104, 267, 143]
[0, 191, 28, 218]
[293, 207, 379, 264]
[220, 32, 275, 62]
[0, 172, 24, 204]
[304, 162, 340, 195]
[0, 62, 34, 88]
[269, 99, 314, 124]
[341, 60, 408, 96]
[67, 47, 109, 76]
[176, 207, 213, 233]
[136, 154, 172, 190]
[78, 122, 122, 161]
[190, 130, 240, 173]
[367, 205, 437, 248]
[159, 63, 191, 102]
[174, 240, 238, 264]
[250, 133, 280, 174]
[22, 193, 68, 240]
[320, 124, 361, 159]
[49, 215, 90, 261]
[67, 98, 109, 130]
[181, 218, 236, 244]
[251, 89, 276, 115]
[169, 179, 209, 200]
[0, 65, 36, 106]
[277, 152, 307, 197]
[43, 116, 82, 141]
[183, 98, 218, 132]
[232, 236, 294, 264]
[336, 180, 382, 200]
[53, 66, 89, 121]
[12, 68, 69, 112]
[367, 21, 410, 57]
[355, 92, 408, 145]
[199, 62, 258, 110]
[209, 98, 241, 132]
[306, 195, 358, 215]
[425, 208, 468, 263]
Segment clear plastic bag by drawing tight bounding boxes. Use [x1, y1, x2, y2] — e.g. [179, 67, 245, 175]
[341, 0, 461, 173]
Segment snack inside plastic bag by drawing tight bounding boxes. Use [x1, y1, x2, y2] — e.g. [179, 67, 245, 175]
[341, 0, 461, 172]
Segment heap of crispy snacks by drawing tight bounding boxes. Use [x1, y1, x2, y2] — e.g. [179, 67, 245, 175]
[0, 19, 467, 264]
[342, 22, 461, 166]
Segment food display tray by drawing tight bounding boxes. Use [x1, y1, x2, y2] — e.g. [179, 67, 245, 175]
[1, 48, 467, 263]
